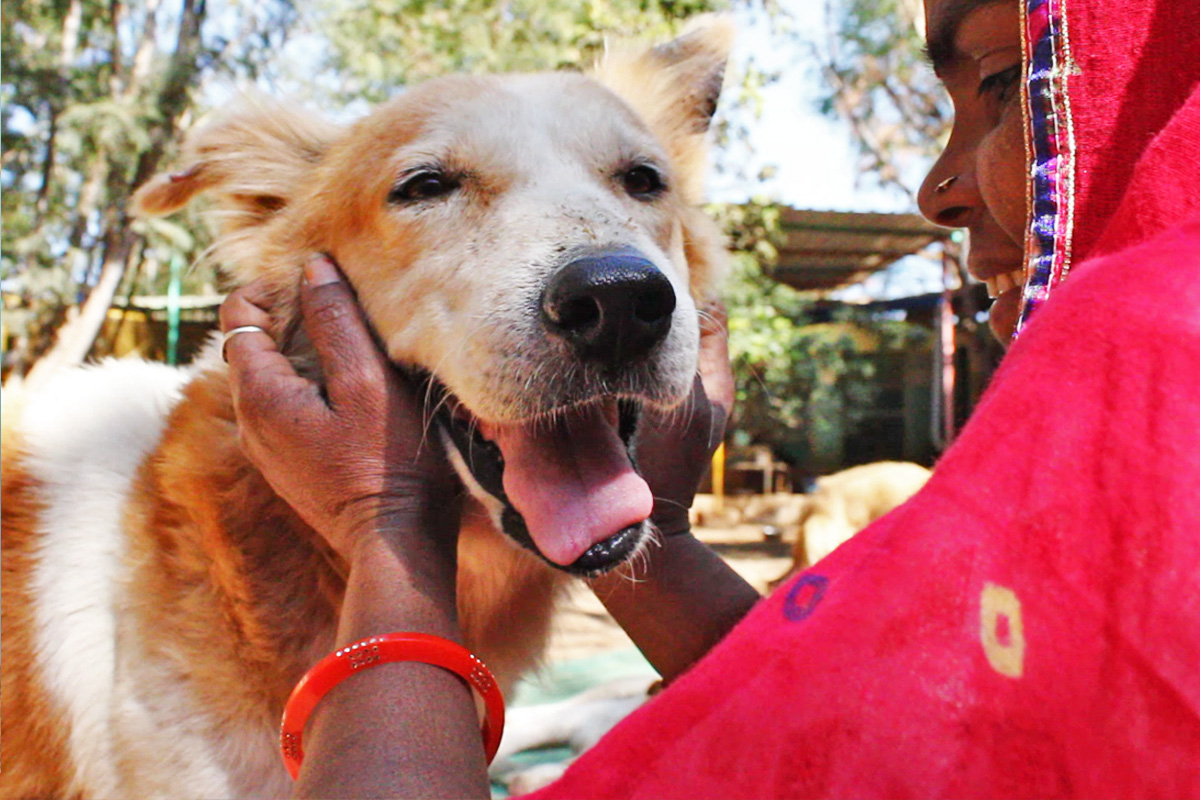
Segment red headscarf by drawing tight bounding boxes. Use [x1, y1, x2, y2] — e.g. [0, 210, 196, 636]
[527, 1, 1200, 796]
[1018, 0, 1200, 331]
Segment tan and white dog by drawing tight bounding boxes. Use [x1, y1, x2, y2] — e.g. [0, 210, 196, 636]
[0, 19, 732, 798]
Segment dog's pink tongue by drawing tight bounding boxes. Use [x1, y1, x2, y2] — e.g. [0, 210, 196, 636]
[484, 406, 652, 566]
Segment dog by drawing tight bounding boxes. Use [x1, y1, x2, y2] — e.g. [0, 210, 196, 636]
[0, 18, 732, 798]
[771, 461, 931, 587]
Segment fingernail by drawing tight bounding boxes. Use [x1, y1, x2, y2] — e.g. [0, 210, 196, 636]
[304, 254, 339, 287]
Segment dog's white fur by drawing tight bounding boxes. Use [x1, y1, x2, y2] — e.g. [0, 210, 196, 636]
[21, 362, 192, 797]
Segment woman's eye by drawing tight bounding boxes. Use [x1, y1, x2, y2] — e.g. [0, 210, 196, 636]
[388, 171, 460, 204]
[978, 64, 1022, 103]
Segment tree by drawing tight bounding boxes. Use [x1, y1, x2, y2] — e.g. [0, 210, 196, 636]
[310, 0, 726, 104]
[1, 0, 296, 389]
[812, 0, 949, 201]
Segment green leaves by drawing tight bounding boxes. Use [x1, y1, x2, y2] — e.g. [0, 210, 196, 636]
[714, 200, 930, 466]
[2, 0, 223, 375]
[312, 0, 728, 104]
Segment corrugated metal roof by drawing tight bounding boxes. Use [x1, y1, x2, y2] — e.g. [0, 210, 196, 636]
[771, 208, 948, 292]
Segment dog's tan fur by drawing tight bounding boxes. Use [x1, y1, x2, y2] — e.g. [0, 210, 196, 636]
[0, 19, 732, 798]
[772, 461, 932, 587]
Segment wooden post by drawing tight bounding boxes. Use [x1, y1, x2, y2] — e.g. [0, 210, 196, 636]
[711, 441, 725, 511]
[939, 243, 959, 448]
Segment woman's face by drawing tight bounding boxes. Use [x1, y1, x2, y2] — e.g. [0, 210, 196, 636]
[918, 0, 1027, 343]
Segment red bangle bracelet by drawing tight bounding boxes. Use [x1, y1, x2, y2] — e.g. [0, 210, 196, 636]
[279, 632, 505, 779]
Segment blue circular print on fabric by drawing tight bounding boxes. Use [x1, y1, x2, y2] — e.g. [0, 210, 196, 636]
[783, 573, 829, 622]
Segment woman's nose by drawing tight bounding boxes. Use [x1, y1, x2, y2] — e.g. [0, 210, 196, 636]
[919, 150, 976, 228]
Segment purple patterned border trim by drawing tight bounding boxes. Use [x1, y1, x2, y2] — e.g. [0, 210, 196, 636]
[1017, 0, 1076, 339]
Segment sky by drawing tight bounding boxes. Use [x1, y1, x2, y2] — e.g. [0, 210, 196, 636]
[713, 2, 947, 299]
[712, 1, 917, 214]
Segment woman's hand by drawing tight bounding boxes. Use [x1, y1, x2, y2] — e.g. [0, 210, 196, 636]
[219, 254, 462, 566]
[221, 257, 487, 799]
[637, 301, 735, 536]
[587, 302, 757, 684]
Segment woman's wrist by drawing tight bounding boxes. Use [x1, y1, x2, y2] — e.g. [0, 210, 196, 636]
[650, 506, 692, 537]
[588, 531, 759, 682]
[341, 491, 463, 568]
[336, 504, 465, 647]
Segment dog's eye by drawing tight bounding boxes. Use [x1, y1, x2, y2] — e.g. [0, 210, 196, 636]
[388, 171, 460, 204]
[621, 164, 666, 200]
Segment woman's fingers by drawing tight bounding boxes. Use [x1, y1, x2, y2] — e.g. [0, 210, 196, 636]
[220, 281, 315, 418]
[696, 300, 734, 420]
[300, 254, 394, 410]
[219, 278, 277, 367]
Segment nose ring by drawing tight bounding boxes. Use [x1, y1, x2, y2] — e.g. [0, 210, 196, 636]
[934, 175, 958, 194]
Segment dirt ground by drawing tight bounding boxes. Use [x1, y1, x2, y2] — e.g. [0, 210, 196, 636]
[542, 522, 795, 665]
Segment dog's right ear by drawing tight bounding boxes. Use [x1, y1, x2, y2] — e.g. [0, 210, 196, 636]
[593, 16, 735, 206]
[133, 96, 342, 233]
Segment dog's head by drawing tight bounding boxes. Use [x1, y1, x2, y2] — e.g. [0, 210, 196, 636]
[133, 18, 733, 576]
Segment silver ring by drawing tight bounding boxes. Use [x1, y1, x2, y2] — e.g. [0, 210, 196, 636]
[221, 325, 267, 363]
[934, 175, 958, 194]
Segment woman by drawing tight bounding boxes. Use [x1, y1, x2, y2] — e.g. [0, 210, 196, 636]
[221, 0, 1200, 795]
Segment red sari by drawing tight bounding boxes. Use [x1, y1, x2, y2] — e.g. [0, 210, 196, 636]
[528, 0, 1200, 796]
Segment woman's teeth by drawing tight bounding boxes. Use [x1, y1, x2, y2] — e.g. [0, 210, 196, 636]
[985, 268, 1026, 298]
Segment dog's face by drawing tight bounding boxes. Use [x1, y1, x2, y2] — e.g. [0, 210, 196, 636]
[134, 19, 732, 576]
[327, 74, 700, 420]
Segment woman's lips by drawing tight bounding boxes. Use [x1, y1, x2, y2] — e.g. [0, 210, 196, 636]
[967, 253, 1026, 342]
[988, 285, 1022, 342]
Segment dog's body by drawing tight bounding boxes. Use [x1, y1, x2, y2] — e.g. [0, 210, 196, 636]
[770, 461, 931, 587]
[798, 461, 931, 566]
[1, 20, 731, 798]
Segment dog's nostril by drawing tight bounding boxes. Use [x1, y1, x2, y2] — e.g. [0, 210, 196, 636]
[542, 252, 676, 363]
[555, 296, 601, 331]
[634, 289, 674, 325]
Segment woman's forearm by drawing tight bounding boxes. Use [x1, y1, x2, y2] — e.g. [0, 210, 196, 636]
[588, 532, 761, 684]
[293, 513, 490, 800]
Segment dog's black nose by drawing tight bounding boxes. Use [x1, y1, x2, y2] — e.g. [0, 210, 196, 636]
[541, 253, 676, 363]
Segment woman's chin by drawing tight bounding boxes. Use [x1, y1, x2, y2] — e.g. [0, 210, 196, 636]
[988, 287, 1023, 345]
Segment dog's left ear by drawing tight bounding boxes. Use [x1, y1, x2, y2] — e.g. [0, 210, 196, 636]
[592, 15, 735, 204]
[132, 95, 342, 250]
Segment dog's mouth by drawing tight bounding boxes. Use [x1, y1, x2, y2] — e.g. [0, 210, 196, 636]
[430, 379, 651, 576]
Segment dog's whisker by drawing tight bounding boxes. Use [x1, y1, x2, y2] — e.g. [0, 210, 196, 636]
[621, 527, 660, 584]
[651, 494, 690, 515]
[411, 317, 495, 466]
[416, 389, 456, 459]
